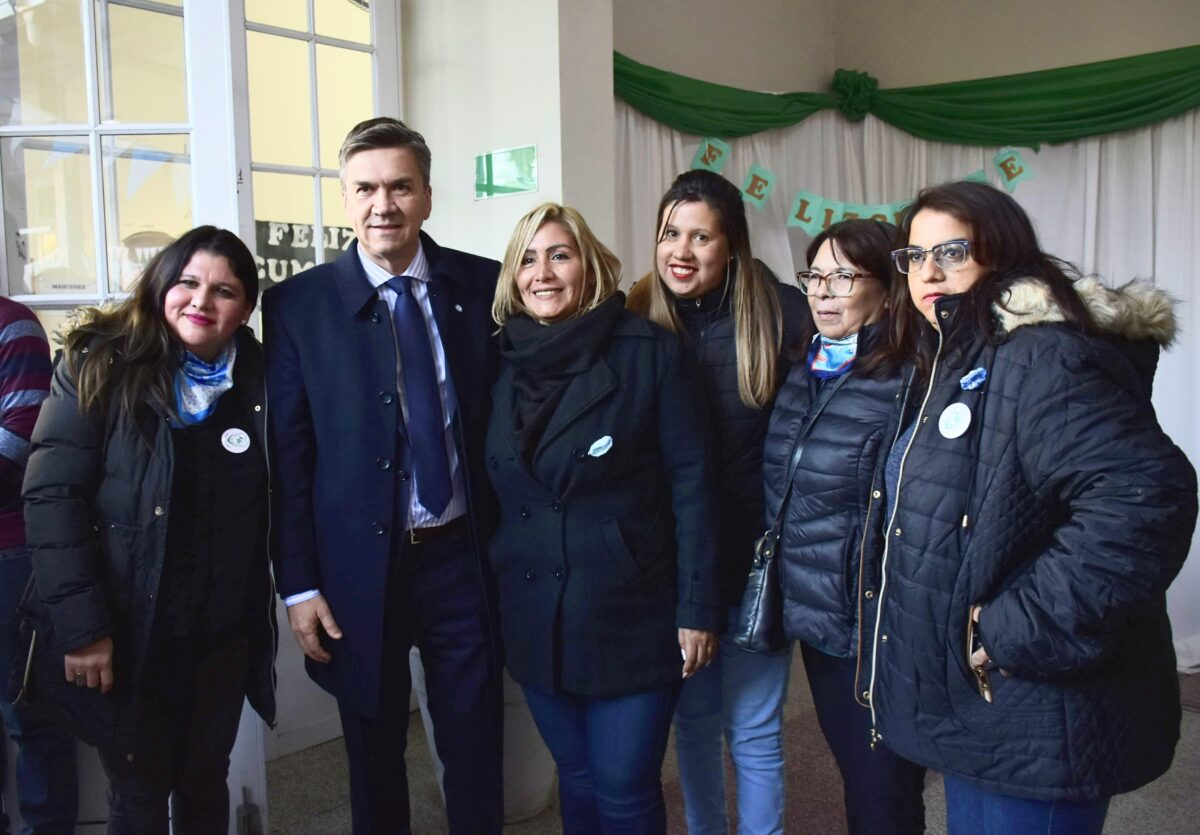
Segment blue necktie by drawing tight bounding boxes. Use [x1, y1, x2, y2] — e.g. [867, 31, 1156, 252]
[387, 275, 452, 516]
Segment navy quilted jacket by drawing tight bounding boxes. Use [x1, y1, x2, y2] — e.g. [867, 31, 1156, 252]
[763, 322, 905, 658]
[860, 278, 1197, 801]
[673, 267, 807, 605]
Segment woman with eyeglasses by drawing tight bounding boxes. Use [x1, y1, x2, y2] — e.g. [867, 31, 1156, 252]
[861, 181, 1196, 834]
[763, 219, 927, 834]
[628, 169, 805, 835]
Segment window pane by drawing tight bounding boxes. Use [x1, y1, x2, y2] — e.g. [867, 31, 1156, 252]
[102, 135, 192, 292]
[321, 176, 354, 263]
[315, 0, 370, 45]
[247, 32, 313, 167]
[1, 136, 97, 295]
[32, 307, 80, 346]
[253, 172, 315, 287]
[0, 0, 89, 125]
[316, 45, 372, 171]
[102, 4, 187, 124]
[245, 0, 307, 33]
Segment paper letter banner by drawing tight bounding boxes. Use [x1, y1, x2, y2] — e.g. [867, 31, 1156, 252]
[787, 189, 825, 235]
[691, 137, 732, 173]
[963, 168, 991, 185]
[742, 164, 776, 211]
[993, 148, 1032, 193]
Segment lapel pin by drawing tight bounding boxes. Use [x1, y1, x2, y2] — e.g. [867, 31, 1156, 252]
[588, 435, 614, 457]
[454, 303, 464, 313]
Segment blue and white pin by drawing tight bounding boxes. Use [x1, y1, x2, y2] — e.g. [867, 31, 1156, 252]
[938, 403, 972, 439]
[588, 435, 614, 457]
[960, 367, 988, 390]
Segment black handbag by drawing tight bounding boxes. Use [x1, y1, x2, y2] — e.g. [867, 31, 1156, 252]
[731, 373, 849, 653]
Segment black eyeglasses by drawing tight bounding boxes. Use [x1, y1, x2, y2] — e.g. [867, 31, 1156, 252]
[891, 239, 971, 274]
[795, 269, 872, 297]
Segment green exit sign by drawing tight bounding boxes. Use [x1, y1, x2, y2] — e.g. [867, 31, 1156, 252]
[475, 144, 538, 200]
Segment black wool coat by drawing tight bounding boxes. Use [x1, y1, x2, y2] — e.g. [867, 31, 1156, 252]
[264, 235, 500, 718]
[859, 278, 1197, 801]
[21, 328, 276, 754]
[486, 310, 723, 698]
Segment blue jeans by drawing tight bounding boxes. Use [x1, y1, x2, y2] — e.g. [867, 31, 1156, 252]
[673, 608, 792, 835]
[523, 683, 680, 835]
[944, 773, 1111, 835]
[0, 547, 78, 835]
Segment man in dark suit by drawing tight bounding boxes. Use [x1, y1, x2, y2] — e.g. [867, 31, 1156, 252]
[264, 117, 503, 834]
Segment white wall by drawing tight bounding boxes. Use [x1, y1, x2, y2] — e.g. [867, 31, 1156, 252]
[834, 0, 1200, 88]
[614, 0, 1200, 93]
[613, 0, 836, 92]
[401, 0, 615, 263]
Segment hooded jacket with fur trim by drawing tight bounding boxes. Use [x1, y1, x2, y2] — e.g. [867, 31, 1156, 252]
[859, 277, 1197, 802]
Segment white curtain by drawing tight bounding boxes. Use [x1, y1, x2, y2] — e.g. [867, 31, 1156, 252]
[614, 100, 1200, 671]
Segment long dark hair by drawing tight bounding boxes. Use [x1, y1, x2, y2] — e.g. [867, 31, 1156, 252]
[798, 218, 899, 378]
[64, 225, 259, 422]
[628, 169, 783, 408]
[877, 181, 1093, 381]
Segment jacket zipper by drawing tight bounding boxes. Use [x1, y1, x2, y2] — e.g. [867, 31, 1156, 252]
[853, 374, 913, 709]
[866, 328, 943, 749]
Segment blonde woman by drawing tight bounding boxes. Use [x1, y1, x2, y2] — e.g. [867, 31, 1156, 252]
[629, 170, 806, 834]
[487, 203, 721, 834]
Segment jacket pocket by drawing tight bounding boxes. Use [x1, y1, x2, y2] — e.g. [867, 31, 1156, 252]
[96, 520, 138, 611]
[600, 517, 642, 585]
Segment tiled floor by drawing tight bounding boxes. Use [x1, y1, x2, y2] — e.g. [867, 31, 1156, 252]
[267, 656, 1200, 833]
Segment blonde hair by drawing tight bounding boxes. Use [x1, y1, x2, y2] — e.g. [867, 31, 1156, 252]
[628, 172, 783, 408]
[493, 203, 622, 326]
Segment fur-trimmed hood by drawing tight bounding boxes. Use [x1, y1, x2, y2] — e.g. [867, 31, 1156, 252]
[994, 276, 1178, 347]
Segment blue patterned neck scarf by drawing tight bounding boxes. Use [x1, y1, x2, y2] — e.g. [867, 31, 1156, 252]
[808, 332, 858, 379]
[171, 343, 236, 427]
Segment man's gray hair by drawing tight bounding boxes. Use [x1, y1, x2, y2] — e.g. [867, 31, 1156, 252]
[338, 117, 432, 187]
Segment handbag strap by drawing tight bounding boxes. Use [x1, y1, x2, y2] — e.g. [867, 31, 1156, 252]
[768, 372, 851, 536]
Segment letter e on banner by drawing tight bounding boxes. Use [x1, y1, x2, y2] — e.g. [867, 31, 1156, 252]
[741, 164, 776, 212]
[993, 148, 1033, 193]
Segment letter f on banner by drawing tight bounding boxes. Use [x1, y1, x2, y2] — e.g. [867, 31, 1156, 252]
[691, 137, 732, 173]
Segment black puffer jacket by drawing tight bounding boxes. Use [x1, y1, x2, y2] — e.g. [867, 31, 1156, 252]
[860, 278, 1197, 801]
[674, 268, 807, 604]
[763, 322, 904, 658]
[21, 327, 277, 754]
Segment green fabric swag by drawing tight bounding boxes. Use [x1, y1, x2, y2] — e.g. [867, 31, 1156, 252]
[613, 45, 1200, 148]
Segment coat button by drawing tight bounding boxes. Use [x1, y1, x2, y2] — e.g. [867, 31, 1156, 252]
[489, 456, 498, 469]
[554, 567, 564, 580]
[397, 469, 408, 482]
[872, 490, 881, 499]
[525, 569, 536, 581]
[370, 520, 386, 535]
[862, 690, 870, 701]
[520, 507, 531, 519]
[153, 506, 164, 517]
[881, 634, 889, 643]
[371, 312, 383, 324]
[254, 404, 262, 412]
[551, 502, 562, 512]
[894, 528, 902, 537]
[864, 589, 874, 599]
[379, 391, 395, 404]
[377, 457, 391, 471]
[940, 310, 949, 319]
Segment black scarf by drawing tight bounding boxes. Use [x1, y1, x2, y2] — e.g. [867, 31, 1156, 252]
[501, 293, 625, 464]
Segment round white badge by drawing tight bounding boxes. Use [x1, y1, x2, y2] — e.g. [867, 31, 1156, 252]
[221, 428, 251, 454]
[938, 403, 972, 439]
